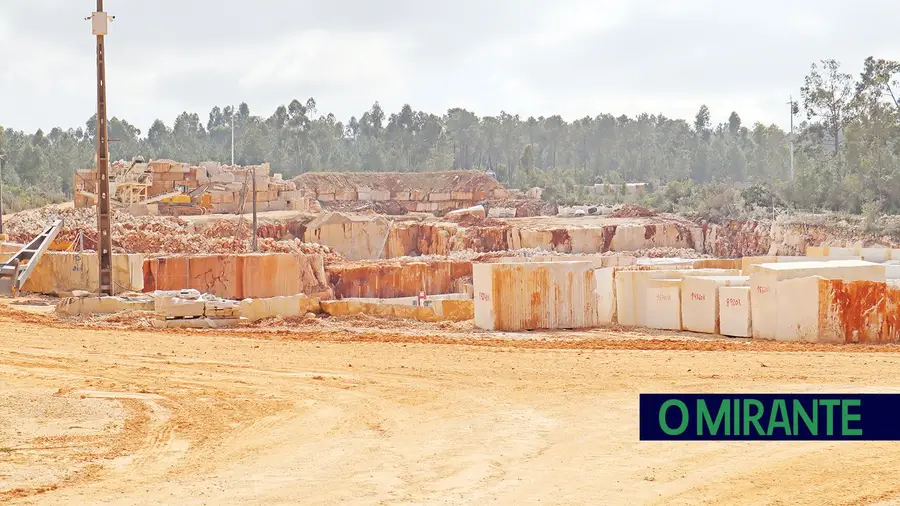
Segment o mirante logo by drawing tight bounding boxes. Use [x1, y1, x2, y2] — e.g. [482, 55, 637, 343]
[638, 394, 895, 441]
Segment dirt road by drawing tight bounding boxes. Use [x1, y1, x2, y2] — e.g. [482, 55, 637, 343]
[3, 305, 900, 505]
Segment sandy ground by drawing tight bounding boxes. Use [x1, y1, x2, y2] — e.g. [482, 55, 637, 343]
[3, 301, 900, 505]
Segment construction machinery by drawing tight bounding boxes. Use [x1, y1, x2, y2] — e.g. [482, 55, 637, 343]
[0, 220, 62, 296]
[157, 184, 213, 216]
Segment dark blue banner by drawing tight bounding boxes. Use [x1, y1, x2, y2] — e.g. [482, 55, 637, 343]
[639, 394, 900, 440]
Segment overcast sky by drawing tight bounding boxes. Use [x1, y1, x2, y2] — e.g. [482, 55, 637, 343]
[1, 0, 899, 134]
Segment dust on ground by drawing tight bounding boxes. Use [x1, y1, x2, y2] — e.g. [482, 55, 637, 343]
[3, 299, 900, 505]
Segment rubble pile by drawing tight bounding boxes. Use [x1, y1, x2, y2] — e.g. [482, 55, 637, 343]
[610, 204, 659, 218]
[487, 198, 557, 218]
[5, 207, 340, 258]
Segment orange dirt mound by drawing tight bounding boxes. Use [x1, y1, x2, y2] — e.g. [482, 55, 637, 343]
[610, 204, 658, 218]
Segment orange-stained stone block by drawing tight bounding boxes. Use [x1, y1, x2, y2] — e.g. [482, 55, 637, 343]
[241, 253, 301, 298]
[146, 256, 190, 292]
[189, 255, 242, 299]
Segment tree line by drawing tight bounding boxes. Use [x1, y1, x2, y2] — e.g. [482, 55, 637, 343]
[0, 56, 897, 216]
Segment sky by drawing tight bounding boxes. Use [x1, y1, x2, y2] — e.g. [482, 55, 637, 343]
[1, 0, 899, 134]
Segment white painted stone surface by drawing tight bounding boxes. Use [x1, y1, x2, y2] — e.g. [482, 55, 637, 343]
[774, 276, 823, 342]
[681, 275, 749, 334]
[861, 247, 891, 263]
[645, 279, 682, 330]
[719, 286, 752, 337]
[884, 261, 900, 279]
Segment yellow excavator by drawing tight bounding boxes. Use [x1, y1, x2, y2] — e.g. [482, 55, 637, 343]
[157, 185, 213, 216]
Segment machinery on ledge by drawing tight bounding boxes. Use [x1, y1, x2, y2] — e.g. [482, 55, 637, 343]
[157, 185, 213, 216]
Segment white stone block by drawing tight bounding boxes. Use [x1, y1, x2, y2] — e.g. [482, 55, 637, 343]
[645, 279, 682, 330]
[861, 247, 891, 263]
[681, 276, 749, 334]
[211, 172, 235, 184]
[719, 286, 751, 337]
[155, 296, 205, 318]
[614, 268, 739, 327]
[594, 267, 616, 325]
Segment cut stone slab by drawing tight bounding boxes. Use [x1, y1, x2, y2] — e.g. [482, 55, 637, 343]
[56, 296, 154, 315]
[154, 296, 205, 318]
[239, 294, 317, 321]
[153, 317, 245, 329]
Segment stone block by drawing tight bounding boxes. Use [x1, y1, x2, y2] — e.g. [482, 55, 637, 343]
[240, 294, 317, 321]
[204, 299, 241, 318]
[335, 189, 357, 201]
[451, 191, 474, 201]
[411, 190, 427, 201]
[445, 205, 486, 219]
[719, 286, 751, 337]
[56, 296, 154, 315]
[156, 317, 244, 329]
[681, 275, 749, 334]
[750, 260, 885, 340]
[594, 267, 616, 325]
[492, 189, 510, 199]
[241, 253, 301, 298]
[393, 191, 410, 200]
[16, 252, 143, 296]
[371, 190, 391, 201]
[211, 172, 235, 184]
[433, 299, 474, 321]
[429, 192, 451, 202]
[645, 279, 682, 330]
[474, 261, 600, 331]
[155, 296, 206, 318]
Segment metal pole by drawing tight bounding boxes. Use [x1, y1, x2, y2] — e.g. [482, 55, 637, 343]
[0, 155, 4, 235]
[230, 105, 235, 166]
[251, 165, 258, 252]
[788, 95, 795, 180]
[93, 0, 113, 296]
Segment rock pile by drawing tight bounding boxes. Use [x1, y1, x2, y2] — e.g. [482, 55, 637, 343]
[5, 207, 341, 259]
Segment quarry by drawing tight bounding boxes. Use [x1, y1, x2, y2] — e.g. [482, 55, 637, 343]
[5, 163, 900, 504]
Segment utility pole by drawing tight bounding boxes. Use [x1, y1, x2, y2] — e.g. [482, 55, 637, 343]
[251, 165, 258, 252]
[0, 153, 5, 236]
[787, 95, 796, 180]
[89, 1, 114, 295]
[230, 104, 235, 166]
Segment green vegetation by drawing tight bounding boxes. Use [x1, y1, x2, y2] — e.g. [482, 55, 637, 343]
[0, 57, 897, 216]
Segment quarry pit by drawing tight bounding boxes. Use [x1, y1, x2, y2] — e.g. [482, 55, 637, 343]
[4, 167, 900, 504]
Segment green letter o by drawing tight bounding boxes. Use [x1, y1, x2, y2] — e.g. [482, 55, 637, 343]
[659, 399, 689, 435]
